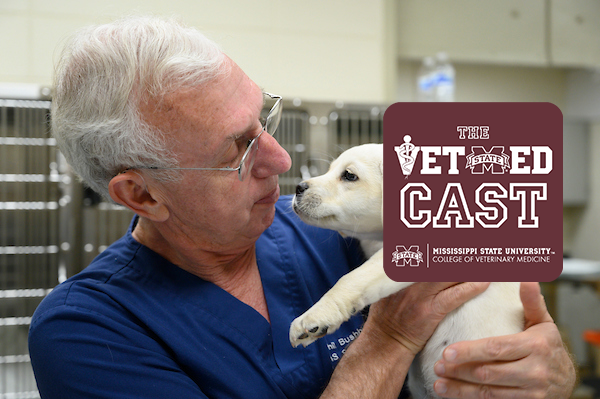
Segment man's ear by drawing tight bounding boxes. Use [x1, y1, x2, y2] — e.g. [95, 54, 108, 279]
[108, 171, 170, 222]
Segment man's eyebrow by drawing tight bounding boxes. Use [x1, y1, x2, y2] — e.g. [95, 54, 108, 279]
[227, 119, 257, 142]
[221, 119, 256, 149]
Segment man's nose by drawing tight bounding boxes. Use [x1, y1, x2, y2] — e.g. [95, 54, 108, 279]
[251, 132, 292, 179]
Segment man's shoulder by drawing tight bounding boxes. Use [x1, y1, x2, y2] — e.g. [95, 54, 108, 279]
[30, 233, 145, 329]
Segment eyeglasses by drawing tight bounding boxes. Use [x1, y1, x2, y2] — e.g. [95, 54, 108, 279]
[128, 92, 282, 181]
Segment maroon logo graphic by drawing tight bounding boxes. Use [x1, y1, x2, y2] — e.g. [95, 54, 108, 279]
[383, 103, 563, 282]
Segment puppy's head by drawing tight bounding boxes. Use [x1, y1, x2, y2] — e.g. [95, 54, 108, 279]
[293, 143, 383, 240]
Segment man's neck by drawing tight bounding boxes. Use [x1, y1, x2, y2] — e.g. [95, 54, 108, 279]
[131, 216, 270, 322]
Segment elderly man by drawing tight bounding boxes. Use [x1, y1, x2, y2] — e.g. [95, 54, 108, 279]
[29, 15, 575, 398]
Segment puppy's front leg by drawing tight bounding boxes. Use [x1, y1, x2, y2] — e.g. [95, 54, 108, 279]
[289, 248, 413, 347]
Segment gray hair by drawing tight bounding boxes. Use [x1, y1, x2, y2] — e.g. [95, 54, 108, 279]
[51, 15, 227, 199]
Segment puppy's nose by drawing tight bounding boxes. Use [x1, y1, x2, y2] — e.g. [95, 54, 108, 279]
[296, 182, 309, 196]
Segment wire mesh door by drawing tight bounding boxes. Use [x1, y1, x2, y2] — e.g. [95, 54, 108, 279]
[0, 99, 57, 399]
[328, 106, 385, 157]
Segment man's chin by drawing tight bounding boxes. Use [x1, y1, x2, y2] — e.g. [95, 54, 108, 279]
[245, 203, 277, 240]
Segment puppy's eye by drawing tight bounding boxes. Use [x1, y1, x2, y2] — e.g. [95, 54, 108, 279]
[342, 170, 358, 182]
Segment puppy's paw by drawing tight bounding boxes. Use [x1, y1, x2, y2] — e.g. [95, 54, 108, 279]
[289, 317, 330, 348]
[289, 295, 363, 348]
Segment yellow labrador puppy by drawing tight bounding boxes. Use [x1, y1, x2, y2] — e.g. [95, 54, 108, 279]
[289, 143, 524, 399]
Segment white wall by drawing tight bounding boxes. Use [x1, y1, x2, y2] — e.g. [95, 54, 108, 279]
[0, 0, 391, 103]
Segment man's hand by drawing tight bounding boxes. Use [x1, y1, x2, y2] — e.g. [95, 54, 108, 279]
[368, 282, 491, 355]
[432, 282, 577, 398]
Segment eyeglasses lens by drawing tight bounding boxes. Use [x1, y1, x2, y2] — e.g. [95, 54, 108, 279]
[238, 96, 282, 181]
[239, 138, 259, 181]
[266, 100, 282, 135]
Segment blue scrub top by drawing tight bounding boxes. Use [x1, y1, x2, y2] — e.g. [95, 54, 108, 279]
[29, 195, 367, 398]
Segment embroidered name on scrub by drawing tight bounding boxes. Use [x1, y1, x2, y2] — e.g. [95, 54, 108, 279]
[326, 327, 363, 363]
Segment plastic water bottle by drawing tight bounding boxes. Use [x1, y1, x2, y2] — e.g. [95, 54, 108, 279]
[416, 56, 436, 102]
[434, 52, 455, 102]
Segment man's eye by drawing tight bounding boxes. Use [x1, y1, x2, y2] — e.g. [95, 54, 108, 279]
[223, 142, 244, 165]
[342, 170, 358, 182]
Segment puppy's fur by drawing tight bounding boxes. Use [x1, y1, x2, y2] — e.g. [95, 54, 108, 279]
[289, 143, 524, 399]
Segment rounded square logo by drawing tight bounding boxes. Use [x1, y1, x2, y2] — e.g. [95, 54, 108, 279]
[383, 103, 563, 282]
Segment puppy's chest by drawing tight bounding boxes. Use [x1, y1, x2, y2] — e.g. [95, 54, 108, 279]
[434, 282, 523, 340]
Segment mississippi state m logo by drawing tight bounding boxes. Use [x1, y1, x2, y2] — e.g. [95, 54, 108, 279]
[466, 146, 510, 174]
[392, 245, 423, 267]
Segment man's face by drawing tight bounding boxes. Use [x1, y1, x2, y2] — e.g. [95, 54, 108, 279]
[142, 57, 292, 254]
